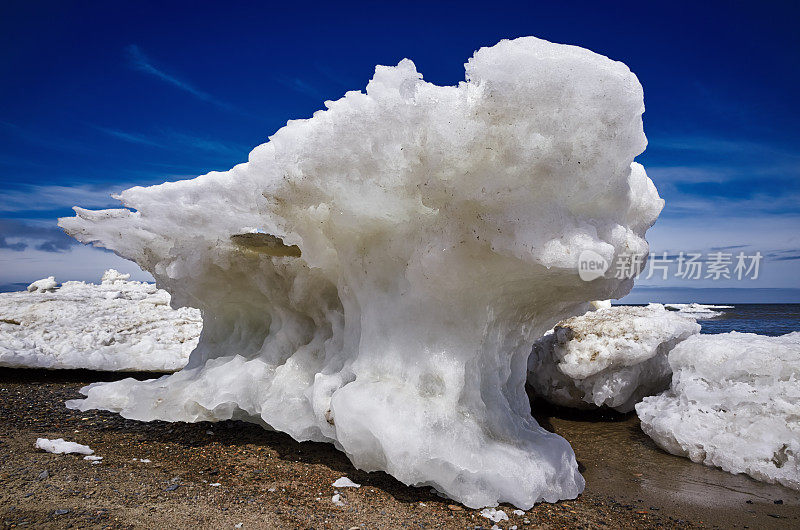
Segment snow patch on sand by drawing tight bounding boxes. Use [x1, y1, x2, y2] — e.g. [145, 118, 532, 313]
[35, 438, 94, 455]
[332, 477, 361, 488]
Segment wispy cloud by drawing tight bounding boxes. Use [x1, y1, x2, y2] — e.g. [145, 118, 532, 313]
[0, 219, 78, 253]
[125, 44, 234, 111]
[92, 126, 161, 147]
[0, 236, 27, 251]
[651, 136, 800, 159]
[275, 75, 327, 101]
[94, 126, 250, 159]
[0, 184, 126, 213]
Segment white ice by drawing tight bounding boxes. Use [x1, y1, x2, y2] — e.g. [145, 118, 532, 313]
[35, 438, 94, 455]
[528, 305, 699, 412]
[332, 477, 361, 488]
[662, 303, 732, 319]
[480, 508, 509, 522]
[27, 276, 58, 292]
[637, 332, 800, 490]
[59, 37, 662, 508]
[0, 270, 201, 371]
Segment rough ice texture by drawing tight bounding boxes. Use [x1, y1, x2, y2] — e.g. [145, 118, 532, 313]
[0, 270, 200, 371]
[528, 305, 699, 412]
[59, 37, 662, 508]
[35, 438, 94, 455]
[637, 332, 800, 491]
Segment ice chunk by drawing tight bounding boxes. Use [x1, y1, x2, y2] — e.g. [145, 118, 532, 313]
[480, 508, 509, 522]
[59, 37, 662, 508]
[332, 477, 361, 488]
[637, 332, 800, 490]
[101, 269, 131, 284]
[529, 305, 699, 412]
[589, 300, 612, 310]
[662, 303, 732, 319]
[27, 276, 58, 292]
[35, 438, 93, 455]
[0, 270, 201, 371]
[83, 455, 103, 461]
[331, 493, 345, 506]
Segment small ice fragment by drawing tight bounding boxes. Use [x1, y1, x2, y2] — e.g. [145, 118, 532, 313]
[133, 458, 151, 463]
[235, 524, 243, 529]
[331, 493, 345, 506]
[512, 509, 525, 516]
[206, 430, 214, 435]
[332, 477, 361, 488]
[480, 508, 509, 522]
[35, 438, 93, 455]
[268, 487, 276, 492]
[27, 276, 58, 292]
[84, 455, 103, 461]
[210, 483, 221, 487]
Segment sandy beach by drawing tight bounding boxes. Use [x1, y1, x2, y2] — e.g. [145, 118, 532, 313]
[1, 368, 797, 529]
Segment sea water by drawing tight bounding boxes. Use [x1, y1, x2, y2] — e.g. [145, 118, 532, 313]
[695, 304, 800, 336]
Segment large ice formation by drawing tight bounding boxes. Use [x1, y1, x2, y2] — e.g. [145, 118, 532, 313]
[59, 37, 663, 508]
[637, 332, 800, 490]
[528, 305, 699, 412]
[0, 270, 200, 371]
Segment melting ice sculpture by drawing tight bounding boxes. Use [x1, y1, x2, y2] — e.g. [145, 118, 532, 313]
[59, 37, 663, 508]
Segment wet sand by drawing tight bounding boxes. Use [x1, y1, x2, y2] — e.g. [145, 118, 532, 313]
[1, 368, 797, 529]
[533, 403, 799, 528]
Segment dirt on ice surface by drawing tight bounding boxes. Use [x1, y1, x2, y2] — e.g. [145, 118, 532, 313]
[1, 369, 798, 529]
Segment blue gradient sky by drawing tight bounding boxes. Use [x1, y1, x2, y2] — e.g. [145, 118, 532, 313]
[1, 1, 798, 301]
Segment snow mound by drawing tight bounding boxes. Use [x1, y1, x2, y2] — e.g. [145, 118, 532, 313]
[662, 303, 732, 319]
[332, 477, 360, 488]
[0, 270, 201, 371]
[529, 305, 699, 412]
[35, 438, 94, 455]
[637, 332, 800, 490]
[27, 276, 58, 292]
[59, 37, 662, 508]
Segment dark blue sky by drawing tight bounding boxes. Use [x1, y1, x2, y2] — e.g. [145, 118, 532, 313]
[1, 1, 798, 299]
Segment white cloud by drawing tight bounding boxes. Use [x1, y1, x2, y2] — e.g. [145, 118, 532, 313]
[0, 244, 153, 285]
[0, 184, 127, 213]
